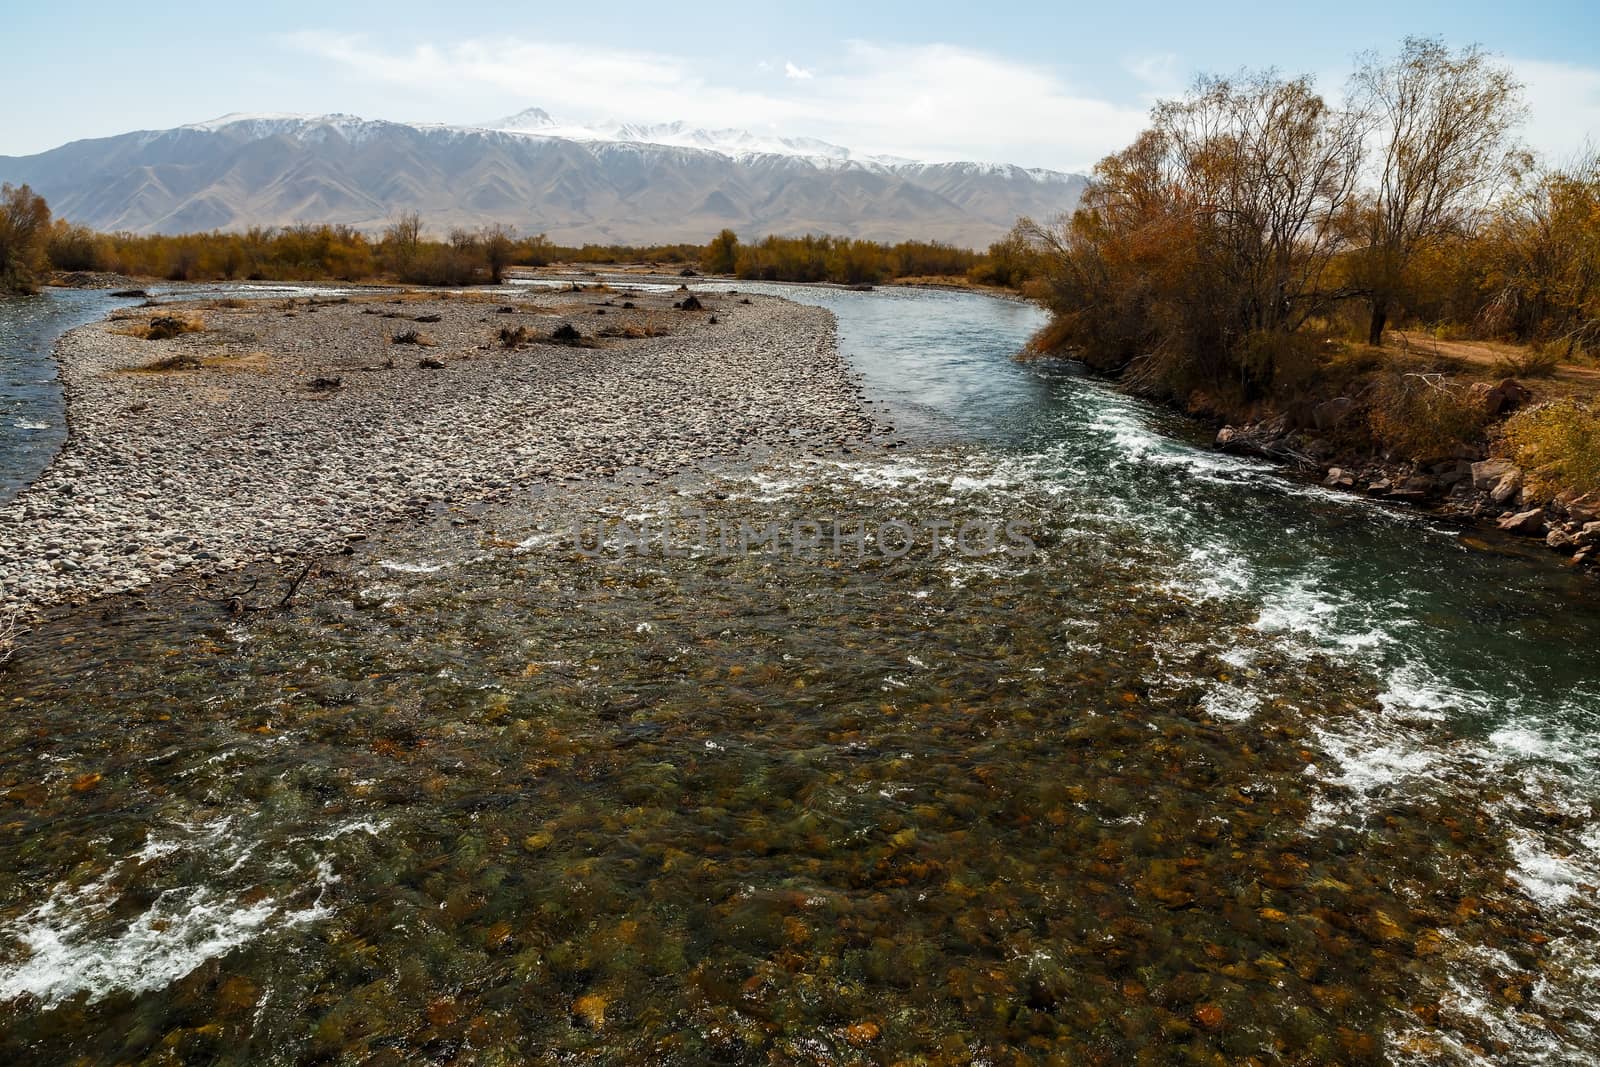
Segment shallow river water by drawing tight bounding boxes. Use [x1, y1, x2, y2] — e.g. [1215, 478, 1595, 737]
[0, 282, 1597, 1064]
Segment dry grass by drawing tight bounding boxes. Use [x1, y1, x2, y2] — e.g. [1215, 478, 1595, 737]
[598, 324, 672, 340]
[125, 349, 272, 375]
[390, 329, 436, 347]
[1490, 348, 1562, 379]
[893, 274, 976, 288]
[111, 312, 205, 341]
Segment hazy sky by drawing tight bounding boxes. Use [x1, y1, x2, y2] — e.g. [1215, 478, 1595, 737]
[5, 0, 1597, 170]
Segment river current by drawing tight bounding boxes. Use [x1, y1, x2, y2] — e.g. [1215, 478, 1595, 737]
[0, 281, 1596, 1063]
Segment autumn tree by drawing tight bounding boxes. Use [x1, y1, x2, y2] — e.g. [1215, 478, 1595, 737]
[1349, 37, 1525, 345]
[1028, 71, 1363, 397]
[969, 222, 1041, 288]
[1478, 155, 1600, 352]
[702, 229, 740, 274]
[0, 183, 52, 293]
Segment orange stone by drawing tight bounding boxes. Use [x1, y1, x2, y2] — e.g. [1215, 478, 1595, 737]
[845, 1021, 881, 1045]
[572, 993, 607, 1029]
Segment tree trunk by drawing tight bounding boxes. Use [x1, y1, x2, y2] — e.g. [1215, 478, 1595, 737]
[1367, 295, 1389, 347]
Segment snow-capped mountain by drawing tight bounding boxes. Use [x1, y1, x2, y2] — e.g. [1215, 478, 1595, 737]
[485, 108, 879, 163]
[0, 110, 1087, 246]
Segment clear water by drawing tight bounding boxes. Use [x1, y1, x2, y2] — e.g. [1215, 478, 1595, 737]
[0, 283, 381, 501]
[0, 289, 132, 500]
[0, 282, 1596, 1064]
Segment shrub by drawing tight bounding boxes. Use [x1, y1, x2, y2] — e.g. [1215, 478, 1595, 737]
[1501, 399, 1600, 499]
[1490, 347, 1562, 379]
[1367, 372, 1490, 461]
[45, 221, 108, 272]
[498, 325, 530, 348]
[117, 312, 204, 341]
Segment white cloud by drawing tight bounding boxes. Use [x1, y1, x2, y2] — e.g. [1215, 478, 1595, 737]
[283, 31, 1149, 170]
[1510, 57, 1600, 166]
[1125, 52, 1182, 98]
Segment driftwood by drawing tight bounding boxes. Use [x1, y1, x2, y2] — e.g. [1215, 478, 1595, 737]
[216, 559, 322, 615]
[0, 611, 26, 667]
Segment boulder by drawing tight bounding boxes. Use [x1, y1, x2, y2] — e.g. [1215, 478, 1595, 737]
[1576, 522, 1600, 546]
[1471, 459, 1519, 491]
[1563, 493, 1600, 525]
[1365, 479, 1393, 496]
[1489, 468, 1524, 505]
[1401, 475, 1436, 494]
[1497, 508, 1547, 535]
[1324, 468, 1355, 489]
[1486, 378, 1533, 417]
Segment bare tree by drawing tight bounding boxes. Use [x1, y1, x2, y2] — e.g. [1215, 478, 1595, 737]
[1155, 72, 1366, 336]
[478, 223, 517, 284]
[381, 211, 424, 274]
[1350, 37, 1526, 345]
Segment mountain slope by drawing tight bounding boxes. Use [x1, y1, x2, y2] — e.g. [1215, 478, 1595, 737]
[0, 113, 1086, 247]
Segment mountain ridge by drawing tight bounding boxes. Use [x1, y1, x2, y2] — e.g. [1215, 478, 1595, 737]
[0, 111, 1087, 246]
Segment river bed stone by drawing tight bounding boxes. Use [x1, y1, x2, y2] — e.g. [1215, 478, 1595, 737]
[0, 287, 872, 617]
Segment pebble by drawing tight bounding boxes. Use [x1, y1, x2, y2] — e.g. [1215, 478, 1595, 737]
[0, 290, 871, 616]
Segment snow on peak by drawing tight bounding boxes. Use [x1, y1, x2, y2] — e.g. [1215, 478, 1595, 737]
[494, 107, 558, 131]
[483, 108, 886, 163]
[171, 109, 1077, 180]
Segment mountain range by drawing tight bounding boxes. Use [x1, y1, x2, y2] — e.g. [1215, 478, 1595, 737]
[0, 110, 1087, 247]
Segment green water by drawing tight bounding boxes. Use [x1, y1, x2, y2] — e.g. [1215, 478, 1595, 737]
[1, 284, 1596, 1064]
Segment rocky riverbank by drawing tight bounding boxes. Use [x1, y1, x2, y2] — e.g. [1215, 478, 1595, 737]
[1214, 382, 1600, 569]
[0, 285, 874, 618]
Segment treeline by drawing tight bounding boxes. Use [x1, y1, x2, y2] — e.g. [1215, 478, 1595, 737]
[23, 208, 1026, 291]
[43, 215, 535, 287]
[1020, 36, 1599, 496]
[1025, 37, 1596, 393]
[698, 229, 998, 286]
[34, 210, 705, 287]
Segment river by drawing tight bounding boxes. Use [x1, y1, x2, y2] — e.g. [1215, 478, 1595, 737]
[0, 281, 1595, 1063]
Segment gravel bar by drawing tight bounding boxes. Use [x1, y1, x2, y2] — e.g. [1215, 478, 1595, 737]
[0, 286, 872, 617]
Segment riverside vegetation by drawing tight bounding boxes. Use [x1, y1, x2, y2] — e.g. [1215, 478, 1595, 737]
[1017, 37, 1600, 561]
[29, 211, 1009, 293]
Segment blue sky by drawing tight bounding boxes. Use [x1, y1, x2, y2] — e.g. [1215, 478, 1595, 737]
[5, 0, 1597, 168]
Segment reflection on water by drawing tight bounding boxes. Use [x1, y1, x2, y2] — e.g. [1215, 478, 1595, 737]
[0, 281, 1596, 1063]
